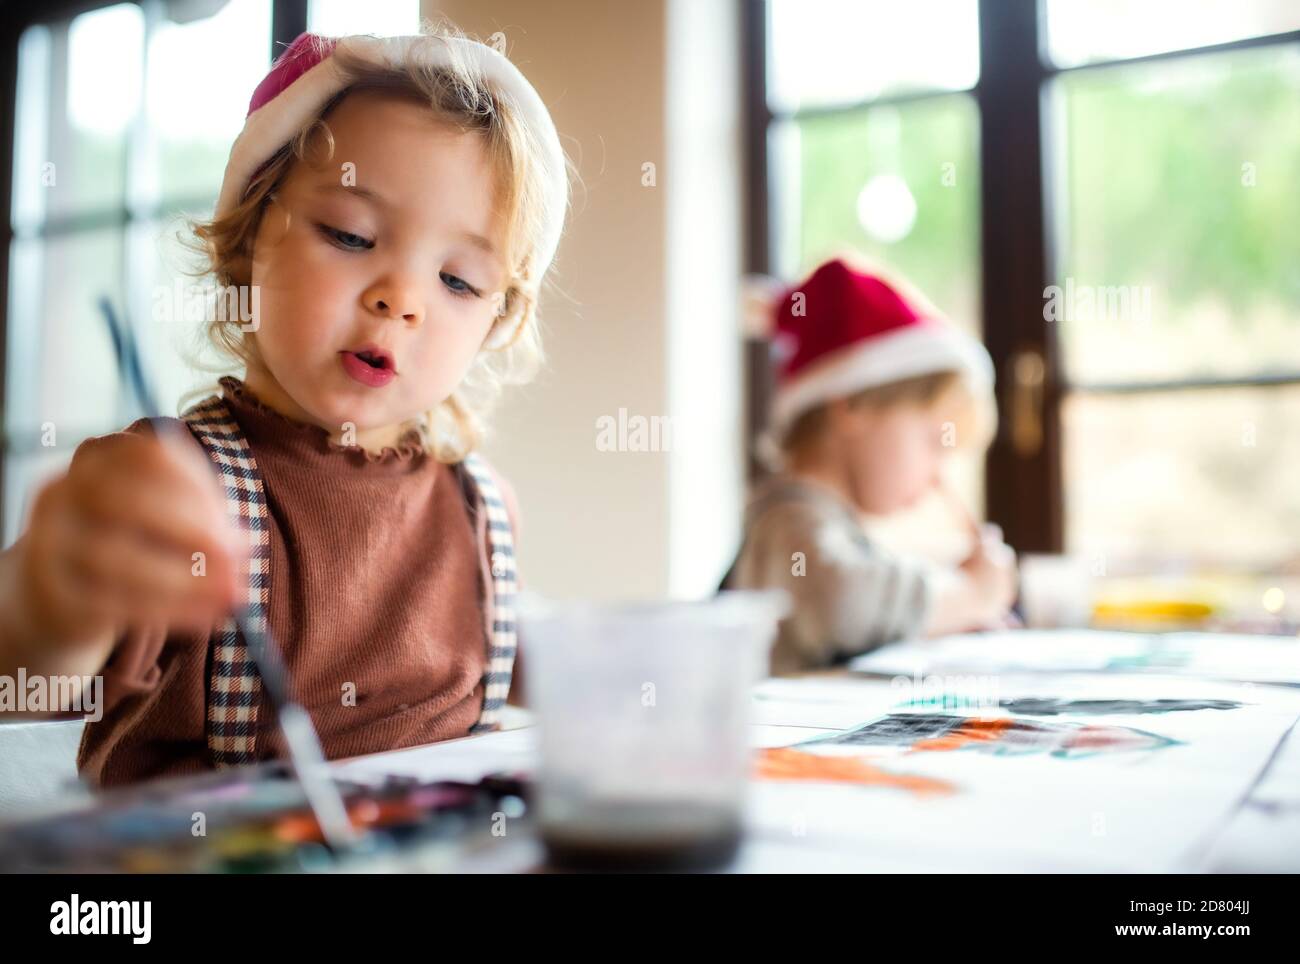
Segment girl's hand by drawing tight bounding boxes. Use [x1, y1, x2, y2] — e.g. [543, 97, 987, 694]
[924, 526, 1020, 638]
[9, 430, 246, 664]
[959, 524, 1019, 624]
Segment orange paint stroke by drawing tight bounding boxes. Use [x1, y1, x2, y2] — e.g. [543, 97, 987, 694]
[911, 717, 1014, 753]
[754, 747, 956, 796]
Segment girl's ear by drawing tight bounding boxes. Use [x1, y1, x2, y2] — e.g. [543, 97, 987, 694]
[481, 287, 529, 350]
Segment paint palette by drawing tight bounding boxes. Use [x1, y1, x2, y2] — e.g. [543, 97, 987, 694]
[0, 763, 530, 873]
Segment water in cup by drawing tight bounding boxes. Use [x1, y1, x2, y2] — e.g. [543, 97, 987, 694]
[517, 590, 788, 871]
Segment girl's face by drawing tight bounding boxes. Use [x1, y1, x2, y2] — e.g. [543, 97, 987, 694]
[244, 90, 509, 450]
[832, 399, 951, 515]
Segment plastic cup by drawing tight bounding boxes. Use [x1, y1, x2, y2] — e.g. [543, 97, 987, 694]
[517, 590, 788, 871]
[1019, 553, 1095, 628]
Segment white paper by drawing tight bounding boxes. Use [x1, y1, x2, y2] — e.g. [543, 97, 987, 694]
[747, 673, 1300, 871]
[848, 629, 1300, 686]
[331, 727, 539, 786]
[327, 668, 1300, 871]
[1196, 717, 1300, 871]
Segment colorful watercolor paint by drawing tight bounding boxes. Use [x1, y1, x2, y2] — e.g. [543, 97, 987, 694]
[800, 713, 1181, 759]
[0, 768, 529, 873]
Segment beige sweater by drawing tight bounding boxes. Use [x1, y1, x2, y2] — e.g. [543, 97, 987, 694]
[725, 476, 936, 675]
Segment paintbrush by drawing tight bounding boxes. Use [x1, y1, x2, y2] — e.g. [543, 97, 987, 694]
[98, 297, 358, 851]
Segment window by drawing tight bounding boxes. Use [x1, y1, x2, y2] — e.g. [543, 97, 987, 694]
[751, 0, 1300, 569]
[1047, 18, 1300, 568]
[3, 0, 274, 543]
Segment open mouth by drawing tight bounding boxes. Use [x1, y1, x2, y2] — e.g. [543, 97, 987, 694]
[339, 346, 397, 386]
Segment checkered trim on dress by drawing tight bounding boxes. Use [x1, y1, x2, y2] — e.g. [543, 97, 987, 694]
[181, 395, 270, 768]
[461, 453, 518, 733]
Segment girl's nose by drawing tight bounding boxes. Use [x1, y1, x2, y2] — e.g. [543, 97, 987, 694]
[363, 281, 423, 326]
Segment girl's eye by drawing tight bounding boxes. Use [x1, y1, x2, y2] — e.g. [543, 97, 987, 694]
[318, 224, 374, 250]
[440, 271, 481, 298]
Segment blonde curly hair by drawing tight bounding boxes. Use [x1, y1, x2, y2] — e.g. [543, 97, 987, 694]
[185, 22, 567, 462]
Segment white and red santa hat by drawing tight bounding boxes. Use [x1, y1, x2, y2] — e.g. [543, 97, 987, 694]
[751, 258, 995, 443]
[217, 31, 568, 280]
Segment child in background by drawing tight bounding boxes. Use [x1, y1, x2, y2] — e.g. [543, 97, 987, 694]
[0, 27, 568, 785]
[721, 258, 1017, 674]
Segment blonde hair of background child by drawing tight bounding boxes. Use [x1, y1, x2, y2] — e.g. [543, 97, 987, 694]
[779, 368, 974, 458]
[183, 21, 571, 462]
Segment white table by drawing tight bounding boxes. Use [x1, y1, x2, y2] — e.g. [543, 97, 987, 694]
[330, 670, 1300, 872]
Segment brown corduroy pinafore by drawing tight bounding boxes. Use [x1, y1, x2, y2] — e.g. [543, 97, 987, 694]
[179, 392, 518, 768]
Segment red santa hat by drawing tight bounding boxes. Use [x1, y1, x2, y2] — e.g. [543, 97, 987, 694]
[217, 32, 568, 281]
[754, 258, 995, 443]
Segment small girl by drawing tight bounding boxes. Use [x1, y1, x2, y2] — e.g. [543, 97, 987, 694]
[0, 27, 568, 786]
[722, 258, 1018, 674]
